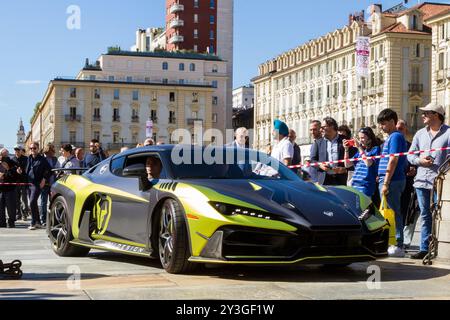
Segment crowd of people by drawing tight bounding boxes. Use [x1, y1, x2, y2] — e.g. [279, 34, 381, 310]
[1, 103, 449, 261]
[0, 139, 107, 230]
[265, 103, 450, 260]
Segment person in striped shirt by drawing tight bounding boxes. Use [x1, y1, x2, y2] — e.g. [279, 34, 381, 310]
[377, 109, 408, 258]
[344, 127, 381, 198]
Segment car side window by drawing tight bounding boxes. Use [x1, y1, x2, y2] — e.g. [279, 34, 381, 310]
[124, 154, 168, 180]
[110, 156, 126, 176]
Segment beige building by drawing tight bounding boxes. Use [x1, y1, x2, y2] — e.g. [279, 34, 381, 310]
[427, 8, 450, 121]
[253, 3, 450, 151]
[30, 50, 227, 153]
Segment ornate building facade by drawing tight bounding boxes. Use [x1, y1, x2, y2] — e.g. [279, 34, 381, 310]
[253, 3, 450, 151]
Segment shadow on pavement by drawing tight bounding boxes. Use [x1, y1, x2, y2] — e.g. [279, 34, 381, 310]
[193, 260, 450, 283]
[0, 291, 79, 300]
[8, 272, 110, 282]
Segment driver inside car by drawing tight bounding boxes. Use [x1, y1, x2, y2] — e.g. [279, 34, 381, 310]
[146, 156, 162, 180]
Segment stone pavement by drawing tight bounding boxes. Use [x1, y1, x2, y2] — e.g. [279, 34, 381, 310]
[1, 222, 450, 300]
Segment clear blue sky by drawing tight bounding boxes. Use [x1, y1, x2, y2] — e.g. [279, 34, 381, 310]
[0, 0, 415, 150]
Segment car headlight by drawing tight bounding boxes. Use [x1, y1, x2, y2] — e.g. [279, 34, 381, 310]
[209, 201, 274, 220]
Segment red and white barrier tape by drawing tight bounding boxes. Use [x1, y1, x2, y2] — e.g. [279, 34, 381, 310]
[288, 146, 450, 169]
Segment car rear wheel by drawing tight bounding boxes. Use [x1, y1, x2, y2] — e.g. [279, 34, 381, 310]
[157, 199, 197, 274]
[49, 196, 90, 257]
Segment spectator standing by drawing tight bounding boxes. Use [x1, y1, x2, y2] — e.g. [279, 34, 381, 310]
[144, 138, 155, 147]
[227, 127, 248, 148]
[377, 109, 408, 257]
[84, 139, 106, 169]
[23, 142, 51, 230]
[306, 120, 322, 183]
[344, 127, 381, 198]
[57, 144, 80, 170]
[40, 144, 58, 226]
[12, 146, 30, 221]
[397, 120, 419, 249]
[271, 120, 294, 166]
[338, 125, 352, 140]
[75, 148, 85, 167]
[0, 157, 20, 228]
[407, 103, 450, 259]
[310, 117, 348, 186]
[288, 129, 302, 174]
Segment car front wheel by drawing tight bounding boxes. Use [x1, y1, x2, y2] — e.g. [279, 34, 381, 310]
[157, 199, 197, 274]
[48, 196, 90, 257]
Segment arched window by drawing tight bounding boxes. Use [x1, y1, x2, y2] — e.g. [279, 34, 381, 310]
[179, 63, 185, 71]
[190, 63, 196, 71]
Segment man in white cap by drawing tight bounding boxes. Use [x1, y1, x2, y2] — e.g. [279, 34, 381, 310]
[407, 103, 450, 259]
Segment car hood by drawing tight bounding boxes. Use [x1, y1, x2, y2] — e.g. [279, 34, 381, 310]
[186, 179, 362, 229]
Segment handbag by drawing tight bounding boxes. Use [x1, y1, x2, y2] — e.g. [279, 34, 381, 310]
[379, 195, 397, 246]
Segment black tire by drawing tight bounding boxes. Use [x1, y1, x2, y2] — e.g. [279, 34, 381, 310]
[157, 199, 197, 274]
[48, 196, 90, 257]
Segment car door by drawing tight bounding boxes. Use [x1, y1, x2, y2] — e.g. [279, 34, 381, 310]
[89, 153, 161, 249]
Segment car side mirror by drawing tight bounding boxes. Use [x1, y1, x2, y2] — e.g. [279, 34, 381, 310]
[123, 164, 146, 177]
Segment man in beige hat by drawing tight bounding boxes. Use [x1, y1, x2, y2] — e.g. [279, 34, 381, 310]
[407, 102, 450, 259]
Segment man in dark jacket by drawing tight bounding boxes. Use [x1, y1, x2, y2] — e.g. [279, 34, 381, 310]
[84, 139, 106, 169]
[12, 145, 30, 221]
[310, 117, 348, 186]
[22, 142, 51, 230]
[288, 129, 302, 174]
[0, 157, 20, 228]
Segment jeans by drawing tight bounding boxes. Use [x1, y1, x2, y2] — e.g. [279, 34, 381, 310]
[379, 179, 406, 247]
[0, 190, 17, 227]
[16, 186, 30, 218]
[415, 188, 437, 252]
[403, 213, 419, 247]
[40, 185, 51, 224]
[28, 185, 42, 226]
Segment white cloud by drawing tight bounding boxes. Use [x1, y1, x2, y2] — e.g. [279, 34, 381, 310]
[15, 80, 42, 85]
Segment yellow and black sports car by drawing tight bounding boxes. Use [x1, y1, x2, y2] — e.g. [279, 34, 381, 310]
[48, 146, 389, 274]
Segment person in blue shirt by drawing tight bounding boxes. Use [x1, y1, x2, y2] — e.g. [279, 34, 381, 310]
[377, 109, 408, 258]
[344, 127, 381, 198]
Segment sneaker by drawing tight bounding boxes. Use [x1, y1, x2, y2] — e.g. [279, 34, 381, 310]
[410, 251, 428, 260]
[388, 245, 405, 258]
[28, 225, 37, 230]
[35, 224, 44, 229]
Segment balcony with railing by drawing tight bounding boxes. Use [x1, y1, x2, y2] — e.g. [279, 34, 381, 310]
[169, 117, 177, 124]
[92, 115, 101, 122]
[168, 35, 184, 44]
[131, 116, 140, 123]
[368, 87, 377, 96]
[113, 116, 121, 122]
[65, 115, 82, 122]
[408, 83, 423, 94]
[187, 118, 204, 125]
[436, 70, 445, 81]
[169, 3, 184, 14]
[169, 19, 184, 29]
[377, 85, 384, 94]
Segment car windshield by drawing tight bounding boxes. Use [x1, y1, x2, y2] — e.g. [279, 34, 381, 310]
[169, 147, 300, 181]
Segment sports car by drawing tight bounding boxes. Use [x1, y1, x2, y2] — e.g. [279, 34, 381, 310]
[48, 145, 389, 274]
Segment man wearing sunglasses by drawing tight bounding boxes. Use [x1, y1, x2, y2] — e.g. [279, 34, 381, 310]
[407, 103, 450, 260]
[23, 142, 51, 230]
